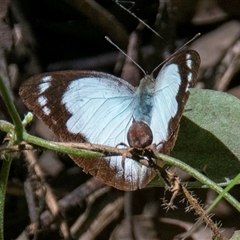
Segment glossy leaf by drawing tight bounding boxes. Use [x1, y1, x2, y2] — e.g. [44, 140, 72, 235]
[230, 231, 240, 240]
[171, 89, 240, 185]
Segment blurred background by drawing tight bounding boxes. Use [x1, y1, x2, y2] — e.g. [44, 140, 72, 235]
[1, 0, 240, 239]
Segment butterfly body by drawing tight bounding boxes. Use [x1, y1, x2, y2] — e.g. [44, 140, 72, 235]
[134, 75, 154, 124]
[19, 50, 200, 190]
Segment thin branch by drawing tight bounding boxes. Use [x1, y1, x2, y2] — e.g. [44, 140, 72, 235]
[0, 75, 23, 142]
[180, 180, 226, 240]
[23, 150, 71, 239]
[1, 119, 240, 212]
[157, 153, 240, 212]
[0, 154, 13, 239]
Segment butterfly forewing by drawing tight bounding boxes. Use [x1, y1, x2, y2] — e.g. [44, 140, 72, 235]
[150, 50, 200, 153]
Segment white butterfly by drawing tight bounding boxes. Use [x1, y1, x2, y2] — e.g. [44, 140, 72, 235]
[19, 50, 200, 190]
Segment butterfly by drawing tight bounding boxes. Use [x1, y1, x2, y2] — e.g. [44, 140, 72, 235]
[19, 50, 200, 191]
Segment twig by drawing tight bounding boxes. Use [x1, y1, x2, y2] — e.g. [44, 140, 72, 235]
[0, 74, 23, 142]
[40, 178, 108, 228]
[181, 184, 227, 240]
[139, 156, 227, 239]
[23, 150, 71, 239]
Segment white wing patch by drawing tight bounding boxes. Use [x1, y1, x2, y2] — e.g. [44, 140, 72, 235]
[38, 82, 51, 94]
[62, 76, 136, 146]
[37, 95, 51, 115]
[42, 106, 51, 115]
[186, 53, 193, 68]
[107, 155, 151, 189]
[150, 64, 181, 145]
[38, 75, 52, 94]
[42, 75, 52, 82]
[61, 75, 153, 189]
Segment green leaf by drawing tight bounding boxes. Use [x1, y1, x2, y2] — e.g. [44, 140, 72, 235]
[230, 231, 240, 240]
[172, 89, 240, 185]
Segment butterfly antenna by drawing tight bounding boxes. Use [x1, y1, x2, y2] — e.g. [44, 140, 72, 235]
[151, 33, 201, 75]
[176, 33, 201, 52]
[105, 36, 146, 75]
[116, 1, 168, 44]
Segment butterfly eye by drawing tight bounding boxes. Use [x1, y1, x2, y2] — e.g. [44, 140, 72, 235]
[127, 121, 153, 148]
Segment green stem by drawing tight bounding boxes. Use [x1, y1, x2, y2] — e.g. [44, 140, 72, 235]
[0, 120, 14, 133]
[0, 74, 24, 240]
[0, 154, 13, 240]
[206, 173, 240, 213]
[0, 120, 103, 158]
[0, 75, 23, 142]
[1, 119, 240, 211]
[23, 131, 103, 158]
[158, 153, 240, 212]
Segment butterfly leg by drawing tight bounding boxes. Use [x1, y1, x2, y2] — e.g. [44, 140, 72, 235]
[157, 124, 180, 155]
[137, 147, 181, 209]
[161, 170, 181, 210]
[115, 142, 129, 148]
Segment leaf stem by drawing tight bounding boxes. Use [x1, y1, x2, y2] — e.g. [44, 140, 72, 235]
[0, 120, 14, 133]
[0, 73, 25, 239]
[23, 131, 103, 158]
[0, 75, 23, 142]
[1, 119, 239, 211]
[158, 153, 240, 212]
[0, 154, 13, 240]
[0, 120, 111, 158]
[206, 173, 240, 213]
